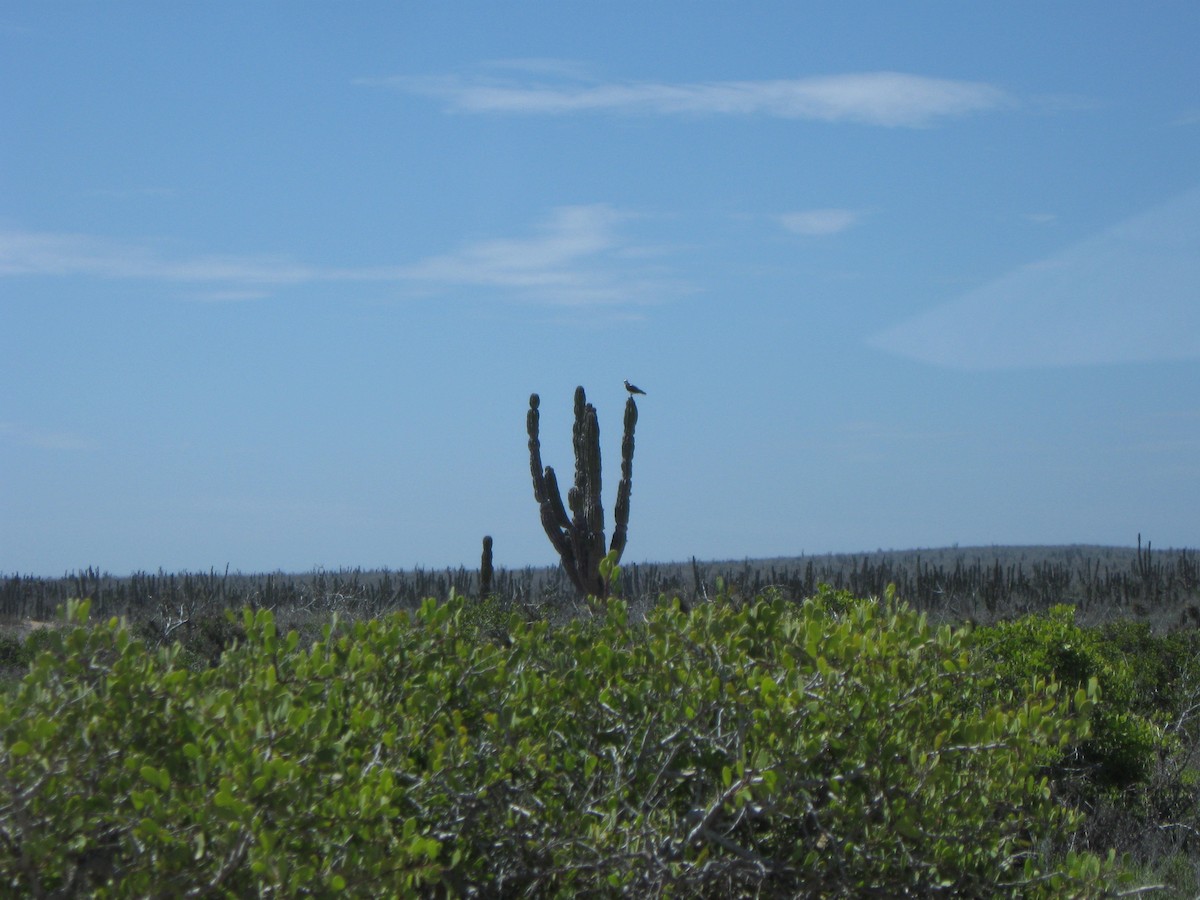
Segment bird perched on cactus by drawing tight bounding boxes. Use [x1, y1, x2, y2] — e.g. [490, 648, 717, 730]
[624, 380, 646, 396]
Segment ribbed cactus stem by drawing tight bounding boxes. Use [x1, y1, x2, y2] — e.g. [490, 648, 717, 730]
[528, 392, 587, 596]
[527, 394, 544, 500]
[609, 395, 638, 560]
[480, 535, 493, 599]
[572, 386, 588, 501]
[571, 396, 606, 594]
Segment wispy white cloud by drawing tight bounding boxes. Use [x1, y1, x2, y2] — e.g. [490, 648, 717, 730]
[363, 69, 1014, 128]
[480, 57, 596, 80]
[1023, 212, 1057, 225]
[402, 205, 621, 284]
[1174, 108, 1200, 127]
[189, 289, 275, 303]
[1026, 92, 1103, 114]
[777, 208, 862, 236]
[868, 185, 1200, 369]
[396, 205, 682, 305]
[0, 229, 319, 284]
[0, 206, 683, 307]
[536, 308, 650, 329]
[85, 186, 180, 201]
[0, 422, 96, 451]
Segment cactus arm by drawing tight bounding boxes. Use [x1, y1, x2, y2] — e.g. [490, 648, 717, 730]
[542, 466, 571, 531]
[528, 392, 590, 595]
[572, 386, 586, 489]
[541, 466, 584, 593]
[609, 395, 638, 560]
[527, 394, 549, 503]
[568, 387, 593, 523]
[528, 394, 570, 529]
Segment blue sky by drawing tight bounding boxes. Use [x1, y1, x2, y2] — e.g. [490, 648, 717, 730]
[3, 3, 1199, 577]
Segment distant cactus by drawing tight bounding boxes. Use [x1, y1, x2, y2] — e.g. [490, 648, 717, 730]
[480, 535, 493, 599]
[527, 386, 638, 597]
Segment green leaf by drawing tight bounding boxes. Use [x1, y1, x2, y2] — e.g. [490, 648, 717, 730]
[137, 817, 164, 839]
[140, 764, 169, 792]
[7, 740, 31, 757]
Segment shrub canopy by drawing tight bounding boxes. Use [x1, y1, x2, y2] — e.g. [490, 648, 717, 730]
[0, 591, 1114, 897]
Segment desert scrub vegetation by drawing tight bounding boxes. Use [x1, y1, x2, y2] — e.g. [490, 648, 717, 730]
[968, 606, 1200, 894]
[5, 541, 1198, 628]
[0, 589, 1121, 897]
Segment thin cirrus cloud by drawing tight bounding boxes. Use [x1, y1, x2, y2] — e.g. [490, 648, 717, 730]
[364, 69, 1014, 128]
[0, 422, 96, 452]
[867, 184, 1200, 369]
[1173, 108, 1200, 127]
[777, 209, 862, 236]
[0, 229, 319, 284]
[395, 205, 682, 305]
[0, 206, 674, 307]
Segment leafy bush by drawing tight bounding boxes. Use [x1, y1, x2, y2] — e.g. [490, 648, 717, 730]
[0, 593, 1116, 896]
[20, 625, 63, 660]
[1095, 620, 1200, 738]
[1081, 621, 1200, 867]
[969, 605, 1164, 790]
[0, 633, 28, 671]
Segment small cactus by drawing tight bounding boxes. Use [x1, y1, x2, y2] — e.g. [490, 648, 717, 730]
[527, 386, 639, 597]
[480, 535, 494, 599]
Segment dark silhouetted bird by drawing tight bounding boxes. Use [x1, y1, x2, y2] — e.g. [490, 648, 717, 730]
[624, 380, 646, 396]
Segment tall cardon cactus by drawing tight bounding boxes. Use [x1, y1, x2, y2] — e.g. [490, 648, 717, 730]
[527, 386, 638, 598]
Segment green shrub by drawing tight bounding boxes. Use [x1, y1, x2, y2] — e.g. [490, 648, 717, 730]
[970, 605, 1163, 790]
[0, 594, 1116, 896]
[0, 633, 28, 671]
[21, 625, 62, 660]
[1096, 620, 1200, 737]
